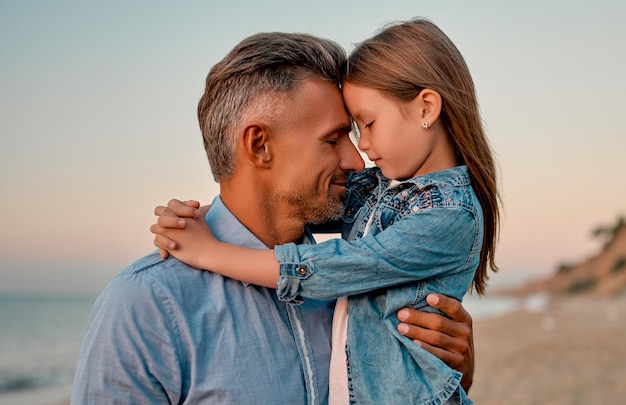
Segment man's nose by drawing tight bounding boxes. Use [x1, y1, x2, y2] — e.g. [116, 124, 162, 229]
[338, 136, 365, 172]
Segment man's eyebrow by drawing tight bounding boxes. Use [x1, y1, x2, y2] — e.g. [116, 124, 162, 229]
[321, 124, 352, 140]
[333, 124, 352, 135]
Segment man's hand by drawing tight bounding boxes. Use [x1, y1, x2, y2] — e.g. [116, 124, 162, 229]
[396, 293, 474, 392]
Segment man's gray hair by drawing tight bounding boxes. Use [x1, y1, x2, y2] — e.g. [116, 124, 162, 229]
[198, 32, 348, 181]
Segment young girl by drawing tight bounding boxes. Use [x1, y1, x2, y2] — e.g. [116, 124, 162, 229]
[153, 18, 499, 405]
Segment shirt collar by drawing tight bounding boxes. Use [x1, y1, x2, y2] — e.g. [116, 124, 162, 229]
[205, 196, 269, 250]
[206, 196, 315, 250]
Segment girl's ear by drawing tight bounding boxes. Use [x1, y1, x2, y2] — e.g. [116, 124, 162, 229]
[415, 88, 443, 128]
[242, 124, 272, 168]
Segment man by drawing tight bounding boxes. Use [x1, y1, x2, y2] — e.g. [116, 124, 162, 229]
[72, 32, 474, 404]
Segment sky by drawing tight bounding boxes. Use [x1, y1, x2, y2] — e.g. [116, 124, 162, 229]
[1, 0, 625, 293]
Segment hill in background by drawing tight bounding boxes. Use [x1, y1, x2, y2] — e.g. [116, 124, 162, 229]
[512, 217, 626, 297]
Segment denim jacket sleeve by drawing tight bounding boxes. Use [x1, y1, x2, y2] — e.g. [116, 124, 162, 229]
[72, 270, 185, 404]
[275, 207, 481, 303]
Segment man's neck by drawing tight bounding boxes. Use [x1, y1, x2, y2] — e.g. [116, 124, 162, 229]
[220, 182, 305, 248]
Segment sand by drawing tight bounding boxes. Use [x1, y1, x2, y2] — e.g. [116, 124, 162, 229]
[469, 295, 626, 404]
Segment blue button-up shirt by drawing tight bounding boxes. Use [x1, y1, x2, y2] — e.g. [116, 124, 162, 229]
[72, 197, 334, 404]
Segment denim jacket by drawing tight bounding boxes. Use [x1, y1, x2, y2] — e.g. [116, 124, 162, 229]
[275, 166, 482, 405]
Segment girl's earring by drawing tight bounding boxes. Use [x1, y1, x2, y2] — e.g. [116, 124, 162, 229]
[422, 122, 430, 129]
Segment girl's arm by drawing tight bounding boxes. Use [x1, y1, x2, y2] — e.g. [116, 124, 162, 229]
[272, 208, 478, 300]
[153, 200, 478, 300]
[151, 199, 280, 288]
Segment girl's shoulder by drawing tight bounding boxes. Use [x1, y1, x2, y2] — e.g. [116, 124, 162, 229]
[408, 165, 471, 190]
[388, 166, 479, 214]
[343, 168, 386, 223]
[347, 167, 387, 193]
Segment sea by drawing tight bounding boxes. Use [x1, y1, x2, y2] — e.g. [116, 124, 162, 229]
[0, 293, 96, 405]
[0, 290, 521, 405]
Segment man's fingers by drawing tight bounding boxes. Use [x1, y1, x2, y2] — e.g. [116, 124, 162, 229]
[397, 320, 465, 352]
[397, 294, 475, 392]
[427, 293, 471, 324]
[397, 320, 467, 370]
[413, 340, 464, 371]
[397, 307, 464, 337]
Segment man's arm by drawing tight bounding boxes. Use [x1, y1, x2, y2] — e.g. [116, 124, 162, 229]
[72, 274, 183, 404]
[396, 293, 474, 392]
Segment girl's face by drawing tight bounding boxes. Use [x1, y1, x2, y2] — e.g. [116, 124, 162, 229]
[343, 82, 441, 180]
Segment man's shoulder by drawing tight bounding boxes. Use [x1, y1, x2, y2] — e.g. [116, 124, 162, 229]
[99, 251, 216, 308]
[114, 250, 196, 284]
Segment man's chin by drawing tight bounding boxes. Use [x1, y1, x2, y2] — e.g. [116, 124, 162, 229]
[307, 200, 344, 225]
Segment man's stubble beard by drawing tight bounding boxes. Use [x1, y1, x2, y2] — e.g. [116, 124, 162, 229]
[269, 188, 344, 226]
[306, 193, 344, 225]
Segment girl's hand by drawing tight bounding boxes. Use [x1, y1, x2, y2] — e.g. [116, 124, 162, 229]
[151, 199, 211, 261]
[150, 199, 279, 287]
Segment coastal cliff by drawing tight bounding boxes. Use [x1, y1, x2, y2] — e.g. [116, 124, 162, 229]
[515, 219, 626, 297]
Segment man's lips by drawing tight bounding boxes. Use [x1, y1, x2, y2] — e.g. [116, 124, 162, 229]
[330, 175, 348, 189]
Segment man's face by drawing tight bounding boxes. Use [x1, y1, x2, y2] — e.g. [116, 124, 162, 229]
[269, 78, 365, 225]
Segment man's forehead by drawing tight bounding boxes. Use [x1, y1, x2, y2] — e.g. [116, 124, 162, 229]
[287, 79, 349, 124]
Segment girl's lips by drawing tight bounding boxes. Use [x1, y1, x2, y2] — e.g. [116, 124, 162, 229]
[366, 154, 379, 163]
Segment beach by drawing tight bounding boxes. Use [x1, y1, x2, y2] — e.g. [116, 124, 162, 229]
[469, 294, 626, 404]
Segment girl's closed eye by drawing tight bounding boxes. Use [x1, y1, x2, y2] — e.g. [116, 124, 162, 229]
[364, 121, 374, 129]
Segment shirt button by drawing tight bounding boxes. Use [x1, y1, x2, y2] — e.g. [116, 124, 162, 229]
[297, 266, 307, 275]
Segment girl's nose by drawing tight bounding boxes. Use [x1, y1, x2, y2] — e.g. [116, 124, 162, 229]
[339, 136, 365, 172]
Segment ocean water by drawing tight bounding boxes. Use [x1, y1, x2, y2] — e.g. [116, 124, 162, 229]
[0, 293, 96, 405]
[0, 291, 519, 404]
[462, 293, 520, 320]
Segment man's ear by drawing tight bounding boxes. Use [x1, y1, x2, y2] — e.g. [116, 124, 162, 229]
[415, 88, 442, 126]
[242, 124, 272, 168]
